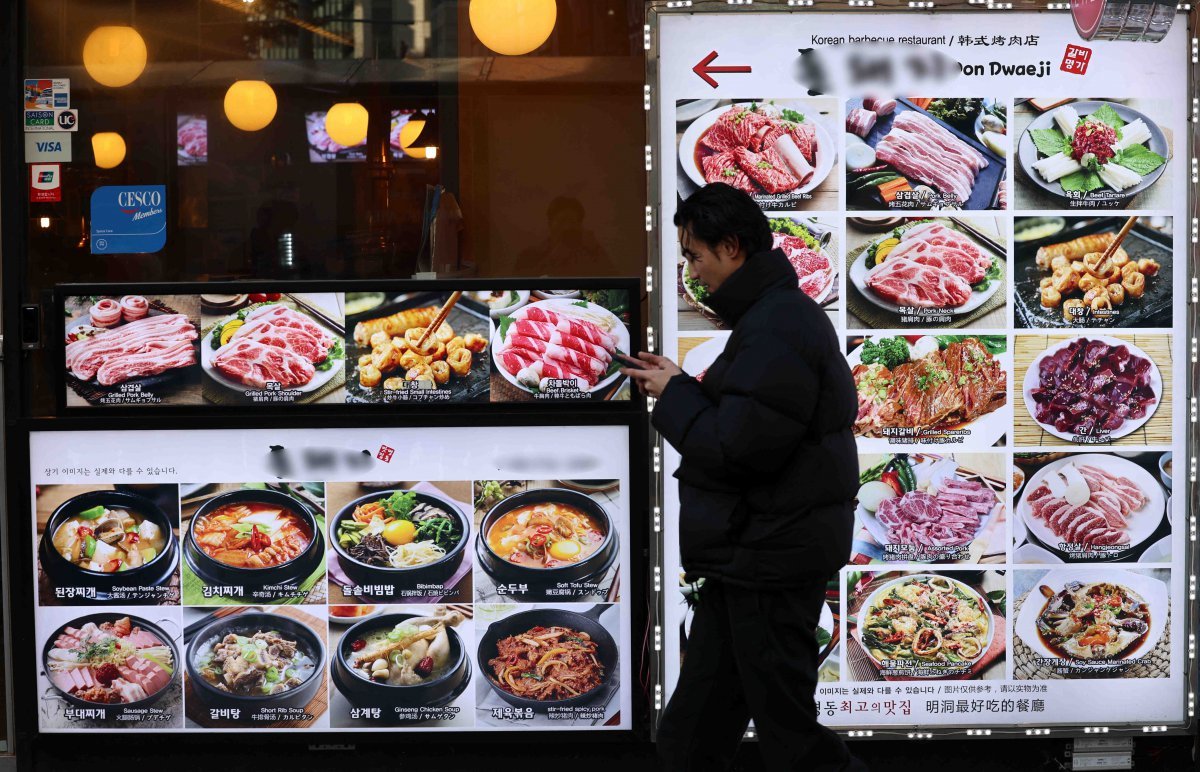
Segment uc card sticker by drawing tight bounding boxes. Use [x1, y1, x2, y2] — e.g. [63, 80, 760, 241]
[90, 185, 167, 254]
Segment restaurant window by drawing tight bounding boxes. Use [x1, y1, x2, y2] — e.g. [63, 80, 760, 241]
[19, 0, 645, 287]
[16, 0, 647, 416]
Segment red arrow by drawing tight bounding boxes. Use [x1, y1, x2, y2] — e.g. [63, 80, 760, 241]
[693, 51, 752, 89]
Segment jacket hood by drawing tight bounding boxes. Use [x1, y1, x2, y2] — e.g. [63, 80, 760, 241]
[706, 248, 797, 326]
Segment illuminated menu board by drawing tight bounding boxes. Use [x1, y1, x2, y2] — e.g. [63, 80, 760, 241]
[60, 286, 635, 408]
[653, 9, 1190, 730]
[30, 425, 632, 732]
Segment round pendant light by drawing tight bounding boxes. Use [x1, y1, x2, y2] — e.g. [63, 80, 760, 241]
[469, 0, 557, 56]
[82, 26, 148, 87]
[92, 132, 127, 169]
[223, 80, 278, 132]
[325, 103, 369, 147]
[398, 114, 427, 158]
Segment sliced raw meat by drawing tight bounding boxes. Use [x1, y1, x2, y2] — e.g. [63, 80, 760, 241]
[65, 313, 198, 384]
[1029, 338, 1157, 437]
[212, 338, 315, 389]
[865, 257, 972, 308]
[886, 238, 987, 285]
[899, 222, 992, 270]
[233, 319, 329, 364]
[846, 107, 877, 138]
[863, 97, 897, 116]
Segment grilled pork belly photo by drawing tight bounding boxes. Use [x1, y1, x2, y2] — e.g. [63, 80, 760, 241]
[845, 97, 1005, 211]
[63, 294, 202, 406]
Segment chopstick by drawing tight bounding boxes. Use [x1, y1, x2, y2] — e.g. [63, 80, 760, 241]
[183, 606, 258, 640]
[949, 217, 1007, 257]
[446, 603, 474, 620]
[415, 291, 463, 350]
[285, 293, 345, 335]
[1102, 216, 1140, 262]
[605, 567, 621, 603]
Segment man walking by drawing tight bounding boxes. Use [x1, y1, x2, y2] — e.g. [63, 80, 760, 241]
[622, 183, 866, 771]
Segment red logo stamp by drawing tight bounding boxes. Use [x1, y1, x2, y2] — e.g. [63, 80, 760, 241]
[1060, 44, 1092, 75]
[376, 445, 394, 463]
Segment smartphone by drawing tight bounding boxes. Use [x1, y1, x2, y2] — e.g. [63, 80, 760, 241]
[614, 352, 647, 369]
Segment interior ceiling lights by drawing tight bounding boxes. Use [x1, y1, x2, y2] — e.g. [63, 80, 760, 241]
[82, 26, 147, 87]
[469, 0, 557, 56]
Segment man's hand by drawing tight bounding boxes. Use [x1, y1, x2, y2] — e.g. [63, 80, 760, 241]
[620, 351, 684, 399]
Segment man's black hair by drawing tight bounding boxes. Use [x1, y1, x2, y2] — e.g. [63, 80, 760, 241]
[673, 183, 772, 256]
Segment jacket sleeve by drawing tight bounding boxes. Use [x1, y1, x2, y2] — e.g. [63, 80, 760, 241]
[652, 326, 820, 484]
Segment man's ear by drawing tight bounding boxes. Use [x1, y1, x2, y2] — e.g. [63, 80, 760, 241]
[717, 235, 741, 261]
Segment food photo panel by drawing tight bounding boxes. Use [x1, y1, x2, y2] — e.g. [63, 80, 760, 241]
[1014, 333, 1171, 447]
[36, 606, 185, 731]
[847, 334, 1011, 450]
[474, 603, 621, 728]
[326, 481, 473, 605]
[64, 294, 202, 407]
[676, 98, 839, 211]
[490, 289, 632, 402]
[473, 480, 621, 603]
[201, 292, 346, 405]
[1011, 568, 1169, 680]
[679, 215, 839, 332]
[328, 603, 475, 728]
[844, 216, 1007, 330]
[346, 290, 491, 405]
[843, 569, 1007, 682]
[182, 606, 328, 729]
[1013, 216, 1172, 329]
[845, 97, 1008, 212]
[36, 483, 181, 606]
[1012, 452, 1173, 565]
[854, 453, 1007, 565]
[1014, 98, 1172, 210]
[179, 482, 327, 606]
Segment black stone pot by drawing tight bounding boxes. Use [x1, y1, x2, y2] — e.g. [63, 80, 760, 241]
[330, 489, 470, 591]
[185, 612, 325, 712]
[476, 488, 618, 600]
[183, 489, 324, 594]
[39, 490, 178, 603]
[331, 612, 471, 714]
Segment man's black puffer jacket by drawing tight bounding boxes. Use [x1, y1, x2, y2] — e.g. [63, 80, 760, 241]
[653, 248, 858, 587]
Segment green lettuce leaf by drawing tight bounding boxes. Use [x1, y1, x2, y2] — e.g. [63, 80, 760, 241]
[1113, 144, 1166, 176]
[1060, 169, 1105, 194]
[1030, 128, 1070, 157]
[1088, 104, 1125, 132]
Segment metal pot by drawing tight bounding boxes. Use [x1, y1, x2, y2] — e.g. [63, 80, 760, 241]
[42, 613, 179, 713]
[476, 605, 618, 713]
